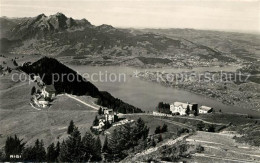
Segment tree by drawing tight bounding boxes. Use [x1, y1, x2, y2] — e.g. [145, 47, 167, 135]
[135, 118, 149, 140]
[5, 135, 25, 161]
[162, 124, 168, 132]
[31, 86, 36, 95]
[82, 132, 95, 161]
[157, 102, 170, 114]
[46, 143, 56, 162]
[158, 102, 164, 109]
[67, 120, 75, 135]
[0, 149, 5, 162]
[58, 141, 69, 162]
[102, 136, 109, 153]
[177, 128, 189, 136]
[98, 107, 103, 115]
[158, 135, 163, 142]
[22, 139, 46, 162]
[92, 136, 102, 161]
[185, 105, 190, 115]
[107, 129, 125, 161]
[60, 127, 86, 162]
[150, 138, 156, 147]
[22, 146, 35, 161]
[33, 139, 46, 162]
[155, 126, 161, 134]
[138, 136, 148, 150]
[13, 59, 18, 66]
[93, 116, 99, 126]
[207, 124, 215, 132]
[55, 141, 60, 161]
[66, 127, 84, 162]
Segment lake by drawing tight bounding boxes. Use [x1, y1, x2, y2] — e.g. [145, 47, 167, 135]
[68, 65, 260, 118]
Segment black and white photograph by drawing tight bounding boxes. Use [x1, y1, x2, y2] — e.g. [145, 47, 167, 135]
[0, 0, 260, 162]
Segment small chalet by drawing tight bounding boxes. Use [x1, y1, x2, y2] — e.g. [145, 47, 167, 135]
[170, 102, 198, 115]
[42, 85, 56, 99]
[38, 98, 49, 108]
[199, 106, 213, 114]
[32, 95, 49, 108]
[92, 119, 106, 131]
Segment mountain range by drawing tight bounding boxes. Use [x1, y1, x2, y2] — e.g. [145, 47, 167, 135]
[1, 12, 258, 67]
[0, 13, 180, 57]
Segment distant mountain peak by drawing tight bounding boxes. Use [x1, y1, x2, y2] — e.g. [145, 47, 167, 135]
[8, 12, 93, 39]
[37, 13, 47, 18]
[97, 24, 115, 32]
[54, 12, 65, 16]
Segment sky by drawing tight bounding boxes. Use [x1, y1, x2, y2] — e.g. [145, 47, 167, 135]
[1, 0, 259, 33]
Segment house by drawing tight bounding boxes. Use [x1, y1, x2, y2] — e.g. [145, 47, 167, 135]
[33, 96, 49, 108]
[92, 119, 106, 131]
[104, 109, 116, 124]
[170, 102, 198, 115]
[199, 106, 213, 114]
[42, 85, 56, 99]
[38, 99, 49, 108]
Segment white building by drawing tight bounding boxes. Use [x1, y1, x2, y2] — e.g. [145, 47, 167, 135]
[199, 106, 213, 114]
[170, 102, 196, 115]
[104, 109, 116, 124]
[33, 96, 49, 108]
[38, 99, 49, 108]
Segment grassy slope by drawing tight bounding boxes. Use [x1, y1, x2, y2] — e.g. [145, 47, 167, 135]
[0, 72, 98, 148]
[188, 131, 260, 162]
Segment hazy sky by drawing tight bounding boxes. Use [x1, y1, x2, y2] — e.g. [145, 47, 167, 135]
[1, 0, 259, 32]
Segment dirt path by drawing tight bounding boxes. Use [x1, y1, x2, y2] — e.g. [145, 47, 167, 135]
[64, 94, 99, 110]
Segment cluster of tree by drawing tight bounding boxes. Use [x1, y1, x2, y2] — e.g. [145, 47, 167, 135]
[156, 102, 171, 114]
[21, 57, 143, 114]
[177, 128, 190, 136]
[3, 120, 102, 162]
[154, 124, 168, 134]
[103, 118, 150, 161]
[2, 118, 151, 162]
[60, 127, 102, 162]
[22, 139, 50, 162]
[196, 122, 215, 132]
[4, 135, 25, 161]
[3, 135, 59, 162]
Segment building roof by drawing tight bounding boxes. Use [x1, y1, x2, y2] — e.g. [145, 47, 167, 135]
[200, 106, 213, 111]
[173, 102, 192, 109]
[45, 85, 56, 93]
[104, 109, 114, 115]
